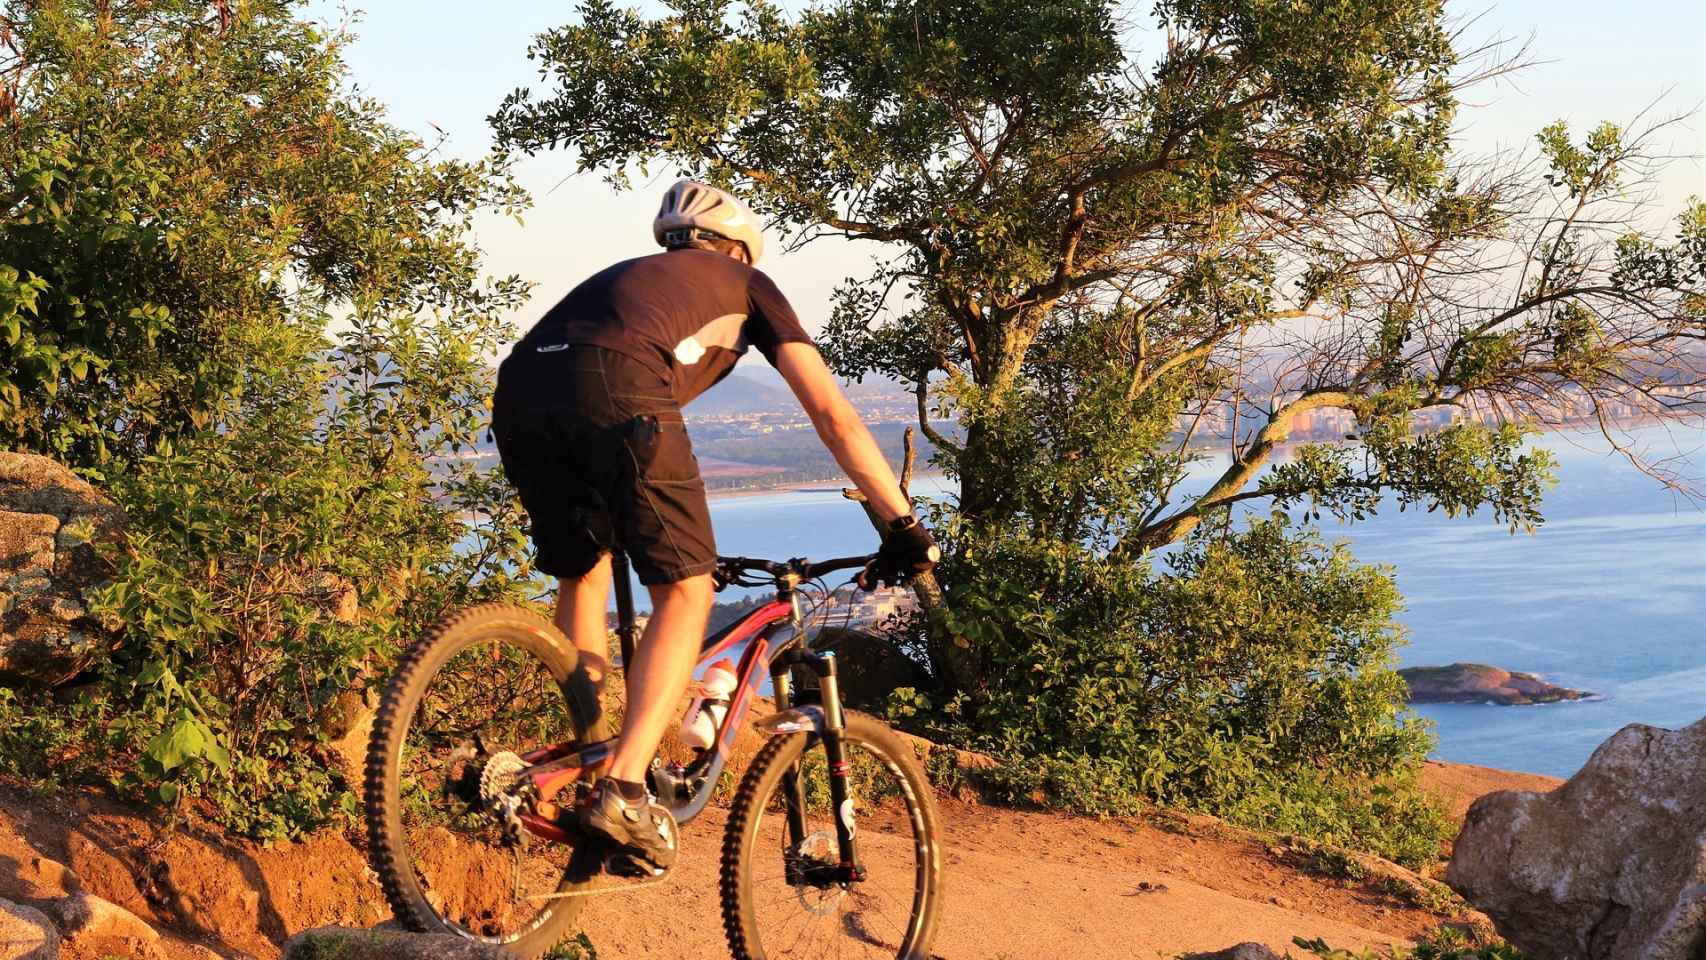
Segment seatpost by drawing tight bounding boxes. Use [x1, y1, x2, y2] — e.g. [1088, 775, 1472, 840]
[611, 553, 639, 669]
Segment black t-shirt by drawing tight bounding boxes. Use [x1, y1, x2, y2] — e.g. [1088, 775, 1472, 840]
[507, 249, 814, 407]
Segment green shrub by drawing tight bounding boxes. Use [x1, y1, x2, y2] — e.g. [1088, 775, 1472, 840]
[922, 512, 1447, 865]
[0, 1, 540, 840]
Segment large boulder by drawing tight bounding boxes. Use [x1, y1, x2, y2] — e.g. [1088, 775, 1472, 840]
[1446, 716, 1706, 960]
[35, 892, 170, 960]
[0, 453, 126, 686]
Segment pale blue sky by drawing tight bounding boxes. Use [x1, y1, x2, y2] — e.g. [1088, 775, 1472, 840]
[304, 0, 1706, 336]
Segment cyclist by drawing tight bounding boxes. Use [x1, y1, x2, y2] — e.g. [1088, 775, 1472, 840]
[491, 180, 939, 873]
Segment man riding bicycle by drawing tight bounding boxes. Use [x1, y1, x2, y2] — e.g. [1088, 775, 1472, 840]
[491, 180, 939, 873]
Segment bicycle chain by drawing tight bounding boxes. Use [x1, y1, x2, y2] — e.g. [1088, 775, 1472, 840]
[526, 862, 676, 901]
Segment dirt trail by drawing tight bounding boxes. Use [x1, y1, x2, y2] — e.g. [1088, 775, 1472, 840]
[0, 761, 1562, 959]
[584, 802, 1421, 959]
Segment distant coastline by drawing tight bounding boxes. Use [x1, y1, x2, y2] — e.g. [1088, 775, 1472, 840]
[698, 411, 1702, 500]
[706, 470, 947, 502]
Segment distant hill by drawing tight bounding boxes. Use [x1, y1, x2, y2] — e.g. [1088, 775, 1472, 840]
[471, 358, 910, 423]
[687, 371, 796, 415]
[688, 366, 910, 416]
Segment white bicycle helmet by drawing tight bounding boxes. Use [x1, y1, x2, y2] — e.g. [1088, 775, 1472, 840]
[653, 179, 765, 265]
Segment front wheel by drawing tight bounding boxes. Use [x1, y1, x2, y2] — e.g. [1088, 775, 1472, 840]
[720, 713, 943, 960]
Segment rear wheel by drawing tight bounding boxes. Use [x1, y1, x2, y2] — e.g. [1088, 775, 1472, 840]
[365, 603, 608, 958]
[720, 713, 943, 960]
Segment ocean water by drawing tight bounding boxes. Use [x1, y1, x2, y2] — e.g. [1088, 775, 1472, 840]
[695, 423, 1705, 778]
[1335, 425, 1706, 777]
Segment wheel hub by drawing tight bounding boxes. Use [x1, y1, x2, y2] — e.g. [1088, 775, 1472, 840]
[789, 831, 848, 914]
[477, 751, 529, 844]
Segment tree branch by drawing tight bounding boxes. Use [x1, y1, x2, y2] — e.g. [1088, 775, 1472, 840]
[915, 379, 961, 457]
[1119, 390, 1357, 552]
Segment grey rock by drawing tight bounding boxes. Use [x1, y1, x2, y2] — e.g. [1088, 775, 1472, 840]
[282, 925, 512, 959]
[0, 453, 126, 686]
[1182, 944, 1284, 960]
[0, 897, 59, 960]
[1447, 716, 1706, 960]
[44, 892, 159, 945]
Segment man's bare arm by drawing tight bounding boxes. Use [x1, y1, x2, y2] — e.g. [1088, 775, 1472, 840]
[774, 342, 913, 524]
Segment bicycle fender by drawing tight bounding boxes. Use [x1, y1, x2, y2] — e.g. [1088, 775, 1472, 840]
[752, 704, 826, 737]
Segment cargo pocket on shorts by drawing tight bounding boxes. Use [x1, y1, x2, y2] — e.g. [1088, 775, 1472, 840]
[624, 414, 701, 486]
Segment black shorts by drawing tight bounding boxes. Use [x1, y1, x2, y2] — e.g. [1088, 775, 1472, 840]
[491, 345, 716, 585]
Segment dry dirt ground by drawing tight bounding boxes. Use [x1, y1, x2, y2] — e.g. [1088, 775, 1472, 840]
[0, 762, 1562, 960]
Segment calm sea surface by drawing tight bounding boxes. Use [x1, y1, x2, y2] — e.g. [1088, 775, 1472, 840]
[699, 422, 1706, 778]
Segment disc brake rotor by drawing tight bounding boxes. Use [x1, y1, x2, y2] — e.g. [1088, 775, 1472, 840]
[791, 830, 844, 916]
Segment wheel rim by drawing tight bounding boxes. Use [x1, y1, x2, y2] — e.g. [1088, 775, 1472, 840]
[388, 629, 589, 942]
[743, 740, 929, 959]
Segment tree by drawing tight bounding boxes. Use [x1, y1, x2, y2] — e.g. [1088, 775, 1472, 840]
[490, 2, 1700, 849]
[1, 0, 526, 472]
[492, 0, 1704, 673]
[0, 0, 539, 839]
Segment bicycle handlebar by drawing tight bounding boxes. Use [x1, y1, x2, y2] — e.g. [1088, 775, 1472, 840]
[714, 553, 876, 589]
[804, 554, 878, 579]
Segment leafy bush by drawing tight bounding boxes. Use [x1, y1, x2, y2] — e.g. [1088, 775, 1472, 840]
[842, 311, 1452, 864]
[915, 509, 1446, 865]
[0, 1, 540, 839]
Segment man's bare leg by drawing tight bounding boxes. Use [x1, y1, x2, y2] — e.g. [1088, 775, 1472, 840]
[553, 555, 613, 690]
[606, 573, 714, 783]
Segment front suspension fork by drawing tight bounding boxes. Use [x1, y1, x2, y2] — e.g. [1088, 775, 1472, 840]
[775, 652, 864, 882]
[773, 670, 812, 855]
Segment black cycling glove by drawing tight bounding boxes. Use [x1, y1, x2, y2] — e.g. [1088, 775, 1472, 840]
[859, 515, 940, 590]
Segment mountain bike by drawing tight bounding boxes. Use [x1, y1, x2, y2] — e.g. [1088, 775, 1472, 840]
[364, 550, 944, 959]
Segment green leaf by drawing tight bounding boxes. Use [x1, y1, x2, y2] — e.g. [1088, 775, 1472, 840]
[144, 712, 218, 773]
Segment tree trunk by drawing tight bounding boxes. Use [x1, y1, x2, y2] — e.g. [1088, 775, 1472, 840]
[844, 428, 981, 697]
[956, 307, 1039, 524]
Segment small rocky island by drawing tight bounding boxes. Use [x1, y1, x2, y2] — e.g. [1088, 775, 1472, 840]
[1399, 663, 1593, 705]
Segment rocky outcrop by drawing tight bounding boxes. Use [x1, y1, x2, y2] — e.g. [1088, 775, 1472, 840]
[1446, 716, 1706, 960]
[0, 898, 58, 960]
[0, 453, 126, 686]
[282, 926, 513, 959]
[1183, 945, 1284, 960]
[1399, 662, 1592, 705]
[43, 892, 160, 956]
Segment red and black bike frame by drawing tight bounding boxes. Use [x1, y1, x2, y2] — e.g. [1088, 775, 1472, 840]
[508, 553, 867, 881]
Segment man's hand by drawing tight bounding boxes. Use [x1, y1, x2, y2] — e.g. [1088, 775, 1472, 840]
[859, 516, 940, 590]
